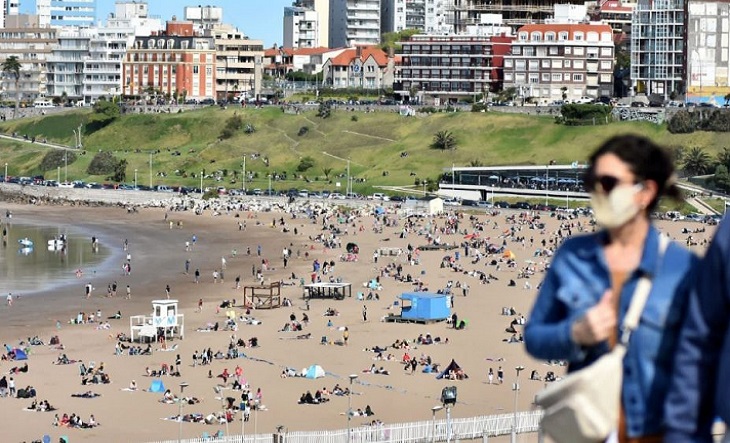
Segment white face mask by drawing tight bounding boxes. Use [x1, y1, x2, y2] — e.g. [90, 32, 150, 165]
[590, 184, 643, 228]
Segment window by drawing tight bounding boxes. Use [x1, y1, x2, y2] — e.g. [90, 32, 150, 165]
[572, 73, 584, 82]
[586, 32, 599, 42]
[519, 32, 528, 41]
[552, 59, 562, 69]
[564, 73, 571, 81]
[528, 60, 539, 71]
[552, 73, 562, 82]
[601, 74, 612, 83]
[542, 73, 550, 82]
[564, 60, 571, 68]
[529, 73, 539, 83]
[542, 60, 550, 68]
[546, 32, 556, 41]
[515, 60, 526, 71]
[574, 32, 584, 41]
[600, 60, 612, 70]
[147, 39, 155, 48]
[531, 32, 542, 41]
[504, 72, 514, 81]
[193, 65, 199, 74]
[601, 47, 612, 57]
[549, 46, 558, 55]
[504, 59, 513, 68]
[564, 47, 571, 55]
[559, 32, 569, 41]
[573, 60, 584, 69]
[524, 47, 534, 56]
[206, 67, 212, 75]
[512, 46, 521, 55]
[574, 47, 584, 55]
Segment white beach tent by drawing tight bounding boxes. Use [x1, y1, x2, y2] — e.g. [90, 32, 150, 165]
[428, 198, 444, 215]
[305, 365, 326, 379]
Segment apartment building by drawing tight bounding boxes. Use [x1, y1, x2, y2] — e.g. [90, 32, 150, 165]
[686, 0, 730, 101]
[0, 0, 5, 28]
[448, 0, 586, 33]
[184, 5, 223, 34]
[394, 33, 513, 104]
[503, 23, 614, 102]
[294, 0, 329, 47]
[83, 26, 133, 102]
[381, 0, 450, 34]
[208, 24, 264, 100]
[0, 14, 57, 102]
[630, 0, 684, 98]
[46, 28, 90, 100]
[106, 0, 163, 37]
[283, 6, 320, 48]
[329, 0, 381, 47]
[123, 20, 216, 100]
[321, 46, 394, 89]
[36, 0, 97, 28]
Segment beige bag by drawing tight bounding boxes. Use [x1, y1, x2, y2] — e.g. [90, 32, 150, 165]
[535, 235, 668, 443]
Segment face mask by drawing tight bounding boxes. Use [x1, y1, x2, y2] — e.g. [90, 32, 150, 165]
[590, 184, 643, 228]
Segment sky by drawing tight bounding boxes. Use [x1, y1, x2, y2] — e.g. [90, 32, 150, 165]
[22, 0, 292, 47]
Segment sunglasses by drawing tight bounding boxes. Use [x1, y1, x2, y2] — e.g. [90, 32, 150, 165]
[583, 174, 639, 193]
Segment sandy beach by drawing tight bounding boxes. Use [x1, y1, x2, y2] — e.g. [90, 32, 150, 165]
[0, 198, 715, 443]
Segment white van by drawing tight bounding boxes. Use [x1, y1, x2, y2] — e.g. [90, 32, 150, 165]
[34, 100, 55, 109]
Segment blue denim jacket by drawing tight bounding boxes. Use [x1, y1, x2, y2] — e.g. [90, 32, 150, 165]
[665, 216, 730, 443]
[524, 226, 696, 438]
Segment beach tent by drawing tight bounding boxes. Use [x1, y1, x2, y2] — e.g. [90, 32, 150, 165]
[436, 359, 463, 380]
[346, 243, 359, 254]
[13, 348, 28, 360]
[148, 379, 166, 393]
[305, 365, 325, 379]
[399, 292, 450, 322]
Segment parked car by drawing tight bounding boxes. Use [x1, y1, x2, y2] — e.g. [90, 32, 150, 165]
[630, 101, 647, 108]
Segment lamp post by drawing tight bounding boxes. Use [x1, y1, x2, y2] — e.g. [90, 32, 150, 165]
[64, 153, 68, 183]
[268, 174, 272, 196]
[57, 166, 60, 184]
[149, 151, 153, 189]
[322, 151, 361, 197]
[511, 366, 525, 443]
[240, 398, 247, 443]
[347, 374, 358, 442]
[200, 171, 204, 195]
[242, 156, 246, 193]
[545, 165, 549, 207]
[431, 405, 443, 443]
[4, 162, 7, 182]
[178, 381, 189, 443]
[134, 169, 138, 189]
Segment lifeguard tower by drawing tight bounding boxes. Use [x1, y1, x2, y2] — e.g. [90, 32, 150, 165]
[243, 282, 282, 309]
[130, 300, 185, 342]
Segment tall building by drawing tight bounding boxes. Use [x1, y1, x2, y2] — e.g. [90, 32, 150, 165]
[37, 0, 97, 28]
[82, 25, 134, 102]
[381, 0, 450, 34]
[295, 0, 329, 48]
[448, 0, 587, 33]
[686, 1, 730, 102]
[0, 14, 57, 102]
[0, 0, 6, 28]
[630, 0, 684, 98]
[329, 0, 381, 47]
[123, 19, 216, 100]
[46, 28, 90, 100]
[208, 23, 264, 100]
[106, 0, 163, 37]
[7, 0, 19, 15]
[283, 6, 320, 48]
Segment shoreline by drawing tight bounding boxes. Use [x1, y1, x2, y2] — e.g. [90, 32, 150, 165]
[0, 197, 715, 443]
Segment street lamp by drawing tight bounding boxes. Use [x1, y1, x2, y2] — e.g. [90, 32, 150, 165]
[214, 386, 230, 440]
[134, 169, 138, 189]
[3, 162, 7, 182]
[347, 374, 358, 442]
[440, 386, 457, 443]
[178, 381, 189, 443]
[242, 156, 246, 193]
[200, 171, 204, 195]
[64, 153, 68, 183]
[149, 151, 153, 189]
[431, 405, 444, 443]
[511, 366, 525, 443]
[322, 151, 359, 197]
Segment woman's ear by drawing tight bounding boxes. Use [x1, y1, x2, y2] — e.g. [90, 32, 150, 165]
[640, 180, 659, 209]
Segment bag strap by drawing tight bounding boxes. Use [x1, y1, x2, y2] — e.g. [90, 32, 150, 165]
[619, 234, 670, 345]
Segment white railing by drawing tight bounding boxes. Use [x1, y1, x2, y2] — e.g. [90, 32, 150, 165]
[144, 410, 543, 443]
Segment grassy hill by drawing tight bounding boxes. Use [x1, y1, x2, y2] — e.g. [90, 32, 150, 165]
[0, 106, 727, 193]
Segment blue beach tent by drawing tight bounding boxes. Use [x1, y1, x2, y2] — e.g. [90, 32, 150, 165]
[399, 292, 450, 322]
[13, 348, 28, 360]
[148, 379, 166, 393]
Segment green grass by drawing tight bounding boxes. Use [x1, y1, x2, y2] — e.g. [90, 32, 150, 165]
[698, 197, 728, 214]
[1, 107, 729, 191]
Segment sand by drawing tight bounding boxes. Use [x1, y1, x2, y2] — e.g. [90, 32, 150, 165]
[0, 200, 714, 443]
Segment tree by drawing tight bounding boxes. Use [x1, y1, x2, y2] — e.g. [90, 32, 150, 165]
[431, 130, 457, 151]
[712, 165, 730, 193]
[296, 156, 315, 172]
[380, 29, 421, 53]
[718, 147, 730, 170]
[322, 167, 333, 180]
[2, 56, 22, 119]
[682, 146, 712, 176]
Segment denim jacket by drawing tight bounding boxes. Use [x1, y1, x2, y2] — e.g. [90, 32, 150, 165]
[524, 225, 696, 438]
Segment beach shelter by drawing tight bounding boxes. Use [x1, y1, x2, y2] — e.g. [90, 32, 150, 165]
[13, 348, 28, 360]
[428, 198, 444, 215]
[305, 365, 325, 379]
[399, 292, 450, 322]
[148, 379, 166, 393]
[436, 359, 463, 380]
[502, 250, 515, 260]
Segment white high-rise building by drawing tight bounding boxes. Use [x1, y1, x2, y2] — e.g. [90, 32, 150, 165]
[184, 5, 223, 34]
[329, 0, 381, 47]
[293, 0, 329, 48]
[7, 0, 19, 15]
[283, 6, 320, 48]
[36, 0, 51, 27]
[106, 0, 162, 37]
[46, 28, 90, 100]
[83, 25, 134, 102]
[37, 0, 97, 28]
[381, 0, 450, 34]
[0, 0, 6, 28]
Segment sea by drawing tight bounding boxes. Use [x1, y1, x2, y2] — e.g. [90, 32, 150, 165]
[0, 221, 113, 296]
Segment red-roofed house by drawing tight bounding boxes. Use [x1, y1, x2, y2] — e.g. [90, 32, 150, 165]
[263, 46, 347, 77]
[503, 23, 614, 103]
[321, 46, 395, 89]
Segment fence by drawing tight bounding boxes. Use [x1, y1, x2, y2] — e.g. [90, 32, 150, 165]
[144, 410, 543, 443]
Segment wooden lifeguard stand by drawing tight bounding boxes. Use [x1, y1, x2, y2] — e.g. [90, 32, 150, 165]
[130, 299, 185, 342]
[243, 282, 282, 309]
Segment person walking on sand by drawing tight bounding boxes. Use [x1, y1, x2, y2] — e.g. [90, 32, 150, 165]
[126, 285, 131, 299]
[194, 268, 200, 284]
[185, 259, 190, 275]
[497, 366, 504, 384]
[165, 285, 170, 299]
[85, 283, 92, 299]
[362, 305, 367, 322]
[6, 292, 12, 306]
[343, 327, 350, 346]
[198, 298, 203, 312]
[488, 367, 494, 384]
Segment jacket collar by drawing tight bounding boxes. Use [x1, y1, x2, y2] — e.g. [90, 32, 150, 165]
[585, 225, 661, 277]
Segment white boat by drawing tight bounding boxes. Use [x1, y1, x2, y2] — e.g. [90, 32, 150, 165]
[18, 238, 34, 247]
[18, 246, 33, 255]
[48, 239, 65, 247]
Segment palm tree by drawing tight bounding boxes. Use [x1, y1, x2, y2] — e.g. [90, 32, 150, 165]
[2, 56, 22, 119]
[718, 147, 730, 170]
[431, 130, 457, 151]
[683, 146, 712, 176]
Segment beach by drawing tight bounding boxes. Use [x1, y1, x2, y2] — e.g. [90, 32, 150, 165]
[0, 198, 714, 443]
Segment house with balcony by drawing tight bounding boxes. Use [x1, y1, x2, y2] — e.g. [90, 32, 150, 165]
[503, 22, 614, 103]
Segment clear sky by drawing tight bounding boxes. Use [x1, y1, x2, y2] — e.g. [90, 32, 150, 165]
[22, 0, 292, 47]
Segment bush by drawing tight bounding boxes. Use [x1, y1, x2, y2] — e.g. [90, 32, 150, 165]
[351, 115, 359, 122]
[471, 103, 488, 112]
[317, 102, 332, 119]
[667, 110, 698, 134]
[703, 110, 730, 132]
[296, 156, 316, 172]
[418, 106, 438, 114]
[558, 104, 612, 125]
[40, 150, 77, 172]
[298, 126, 309, 136]
[87, 151, 119, 175]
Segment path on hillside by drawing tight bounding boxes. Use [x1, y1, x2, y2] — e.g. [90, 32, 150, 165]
[0, 133, 76, 151]
[341, 130, 396, 142]
[264, 124, 305, 158]
[301, 116, 327, 138]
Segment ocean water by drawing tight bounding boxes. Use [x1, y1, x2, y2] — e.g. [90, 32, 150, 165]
[0, 222, 111, 295]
